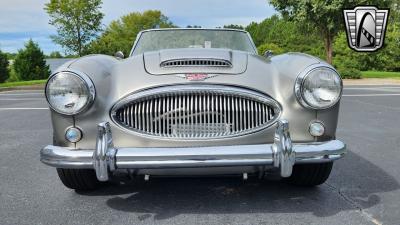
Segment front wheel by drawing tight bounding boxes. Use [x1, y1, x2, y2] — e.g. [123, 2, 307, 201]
[284, 162, 333, 186]
[57, 168, 102, 191]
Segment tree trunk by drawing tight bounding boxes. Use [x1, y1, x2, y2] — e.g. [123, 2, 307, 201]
[324, 34, 333, 65]
[76, 21, 82, 57]
[77, 30, 82, 57]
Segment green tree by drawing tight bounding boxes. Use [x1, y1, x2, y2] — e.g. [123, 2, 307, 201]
[87, 10, 176, 56]
[45, 0, 104, 56]
[187, 25, 202, 28]
[13, 40, 51, 81]
[257, 43, 285, 55]
[0, 50, 9, 83]
[7, 64, 20, 82]
[333, 2, 400, 72]
[268, 0, 393, 64]
[223, 24, 244, 30]
[246, 15, 325, 58]
[48, 51, 63, 58]
[5, 52, 16, 60]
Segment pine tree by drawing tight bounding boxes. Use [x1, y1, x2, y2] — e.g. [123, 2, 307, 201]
[13, 40, 51, 81]
[0, 50, 9, 83]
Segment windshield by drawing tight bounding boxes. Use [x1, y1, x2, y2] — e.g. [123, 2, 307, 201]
[131, 29, 256, 55]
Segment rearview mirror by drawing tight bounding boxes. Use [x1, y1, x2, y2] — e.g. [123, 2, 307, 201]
[114, 51, 124, 59]
[263, 50, 274, 58]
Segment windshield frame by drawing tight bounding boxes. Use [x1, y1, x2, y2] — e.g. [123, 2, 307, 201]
[129, 28, 258, 56]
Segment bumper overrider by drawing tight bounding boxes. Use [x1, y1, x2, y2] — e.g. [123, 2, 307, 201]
[40, 120, 346, 181]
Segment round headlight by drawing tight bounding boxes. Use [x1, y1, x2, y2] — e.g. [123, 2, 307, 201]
[45, 71, 95, 115]
[295, 65, 342, 109]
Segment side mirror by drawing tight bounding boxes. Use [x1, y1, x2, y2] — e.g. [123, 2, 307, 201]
[114, 51, 124, 59]
[263, 50, 274, 58]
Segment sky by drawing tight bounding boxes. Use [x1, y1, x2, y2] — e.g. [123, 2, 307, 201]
[0, 0, 276, 54]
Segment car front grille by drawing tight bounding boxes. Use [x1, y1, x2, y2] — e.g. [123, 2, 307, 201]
[111, 85, 281, 139]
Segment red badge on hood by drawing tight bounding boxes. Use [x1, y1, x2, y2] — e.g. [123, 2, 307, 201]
[185, 73, 210, 81]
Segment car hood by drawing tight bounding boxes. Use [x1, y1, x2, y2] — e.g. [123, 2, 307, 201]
[143, 48, 248, 75]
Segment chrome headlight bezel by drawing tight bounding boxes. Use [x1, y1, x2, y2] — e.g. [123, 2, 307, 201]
[294, 64, 343, 110]
[45, 70, 96, 115]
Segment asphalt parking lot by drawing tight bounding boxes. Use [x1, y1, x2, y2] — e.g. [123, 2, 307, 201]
[1, 86, 400, 225]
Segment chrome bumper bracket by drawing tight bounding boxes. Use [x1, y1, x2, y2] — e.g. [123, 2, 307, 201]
[93, 122, 116, 181]
[272, 120, 295, 178]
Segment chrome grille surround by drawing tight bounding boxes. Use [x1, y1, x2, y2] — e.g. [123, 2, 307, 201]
[111, 85, 281, 139]
[160, 59, 232, 68]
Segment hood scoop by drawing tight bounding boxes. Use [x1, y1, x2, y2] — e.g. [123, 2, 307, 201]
[160, 58, 232, 68]
[144, 48, 247, 75]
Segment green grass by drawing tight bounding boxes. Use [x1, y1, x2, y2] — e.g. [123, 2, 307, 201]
[361, 71, 400, 79]
[0, 80, 47, 88]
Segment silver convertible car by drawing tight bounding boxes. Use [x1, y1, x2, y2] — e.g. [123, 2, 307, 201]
[41, 28, 346, 190]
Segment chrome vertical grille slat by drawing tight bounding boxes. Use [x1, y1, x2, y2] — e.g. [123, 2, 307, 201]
[129, 105, 133, 127]
[112, 85, 281, 139]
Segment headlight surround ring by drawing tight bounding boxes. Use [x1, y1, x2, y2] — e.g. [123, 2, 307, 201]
[45, 70, 96, 115]
[295, 64, 343, 110]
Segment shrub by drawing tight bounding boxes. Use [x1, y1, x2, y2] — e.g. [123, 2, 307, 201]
[337, 67, 362, 79]
[13, 39, 50, 81]
[0, 50, 9, 83]
[257, 43, 285, 56]
[6, 64, 20, 82]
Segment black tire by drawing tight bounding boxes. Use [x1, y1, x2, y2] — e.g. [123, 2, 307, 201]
[57, 168, 102, 191]
[284, 162, 333, 186]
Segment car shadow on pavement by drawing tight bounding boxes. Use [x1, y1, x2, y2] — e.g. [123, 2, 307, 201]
[77, 150, 399, 220]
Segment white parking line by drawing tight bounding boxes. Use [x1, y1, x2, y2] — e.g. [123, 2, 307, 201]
[0, 108, 48, 110]
[344, 88, 400, 94]
[344, 87, 400, 90]
[0, 90, 43, 94]
[0, 98, 44, 101]
[343, 94, 400, 97]
[0, 93, 43, 96]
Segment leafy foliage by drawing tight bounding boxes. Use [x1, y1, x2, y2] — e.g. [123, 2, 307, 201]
[246, 15, 324, 58]
[338, 67, 362, 79]
[86, 10, 176, 56]
[40, 1, 399, 78]
[186, 25, 202, 28]
[132, 30, 256, 55]
[13, 40, 50, 81]
[45, 0, 104, 56]
[223, 24, 245, 30]
[6, 64, 19, 82]
[257, 43, 284, 55]
[268, 0, 393, 64]
[332, 2, 400, 73]
[0, 50, 9, 83]
[5, 52, 16, 60]
[48, 51, 63, 58]
[247, 2, 399, 73]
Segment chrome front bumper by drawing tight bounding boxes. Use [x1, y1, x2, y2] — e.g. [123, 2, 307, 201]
[40, 120, 346, 181]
